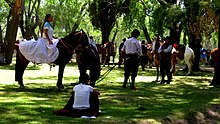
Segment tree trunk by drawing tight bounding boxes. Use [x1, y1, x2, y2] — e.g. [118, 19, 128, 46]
[101, 26, 111, 44]
[142, 26, 151, 43]
[170, 24, 182, 44]
[4, 8, 21, 64]
[111, 29, 118, 42]
[185, 1, 201, 71]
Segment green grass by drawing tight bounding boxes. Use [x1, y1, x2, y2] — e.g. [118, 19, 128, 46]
[0, 61, 219, 124]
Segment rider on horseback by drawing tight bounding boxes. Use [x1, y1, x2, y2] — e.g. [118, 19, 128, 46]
[19, 14, 59, 64]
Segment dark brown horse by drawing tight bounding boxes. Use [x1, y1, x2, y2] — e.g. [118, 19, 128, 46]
[102, 41, 116, 67]
[210, 48, 219, 86]
[15, 30, 100, 90]
[152, 37, 162, 82]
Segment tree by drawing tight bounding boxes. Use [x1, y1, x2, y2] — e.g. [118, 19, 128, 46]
[123, 0, 153, 43]
[89, 0, 131, 44]
[19, 0, 41, 40]
[184, 0, 203, 71]
[4, 0, 23, 64]
[40, 0, 89, 37]
[151, 0, 184, 44]
[0, 0, 9, 43]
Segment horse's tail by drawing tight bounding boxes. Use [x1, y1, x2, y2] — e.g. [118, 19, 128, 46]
[192, 49, 195, 61]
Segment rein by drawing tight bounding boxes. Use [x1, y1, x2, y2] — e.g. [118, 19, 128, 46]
[59, 31, 84, 54]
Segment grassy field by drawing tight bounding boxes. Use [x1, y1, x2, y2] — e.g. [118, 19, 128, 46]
[0, 61, 219, 124]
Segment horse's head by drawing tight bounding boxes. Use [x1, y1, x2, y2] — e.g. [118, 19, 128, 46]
[61, 30, 89, 51]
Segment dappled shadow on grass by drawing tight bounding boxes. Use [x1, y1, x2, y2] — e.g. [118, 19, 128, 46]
[96, 75, 220, 123]
[0, 65, 218, 123]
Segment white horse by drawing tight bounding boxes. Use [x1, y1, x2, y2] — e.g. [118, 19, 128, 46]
[171, 45, 195, 75]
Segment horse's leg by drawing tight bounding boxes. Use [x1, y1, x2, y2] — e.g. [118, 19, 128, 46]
[185, 58, 191, 75]
[107, 55, 110, 67]
[57, 64, 66, 90]
[15, 51, 29, 88]
[156, 65, 160, 82]
[112, 55, 115, 65]
[89, 65, 100, 87]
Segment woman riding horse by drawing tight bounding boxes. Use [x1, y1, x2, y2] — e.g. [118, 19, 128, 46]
[15, 30, 100, 90]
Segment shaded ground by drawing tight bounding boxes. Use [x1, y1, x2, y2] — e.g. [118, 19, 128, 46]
[0, 62, 219, 124]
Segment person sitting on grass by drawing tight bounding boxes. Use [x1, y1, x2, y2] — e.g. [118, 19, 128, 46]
[54, 74, 100, 117]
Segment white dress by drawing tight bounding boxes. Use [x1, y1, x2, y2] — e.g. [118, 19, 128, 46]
[19, 22, 59, 63]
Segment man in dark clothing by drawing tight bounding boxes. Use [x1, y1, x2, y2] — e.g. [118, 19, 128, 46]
[121, 29, 142, 90]
[158, 37, 173, 84]
[140, 40, 148, 71]
[118, 38, 126, 68]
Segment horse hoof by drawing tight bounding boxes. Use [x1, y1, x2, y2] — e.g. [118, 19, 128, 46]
[57, 84, 64, 90]
[19, 86, 25, 89]
[186, 73, 191, 76]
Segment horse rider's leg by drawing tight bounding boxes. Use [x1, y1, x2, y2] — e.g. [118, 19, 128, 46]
[57, 64, 66, 90]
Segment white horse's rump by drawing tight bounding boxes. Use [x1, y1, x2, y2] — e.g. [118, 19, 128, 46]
[171, 45, 195, 75]
[184, 46, 195, 75]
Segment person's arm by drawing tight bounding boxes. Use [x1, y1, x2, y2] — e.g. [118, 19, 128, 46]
[158, 46, 162, 53]
[92, 89, 100, 95]
[163, 45, 173, 53]
[121, 43, 125, 52]
[136, 42, 142, 56]
[44, 29, 53, 45]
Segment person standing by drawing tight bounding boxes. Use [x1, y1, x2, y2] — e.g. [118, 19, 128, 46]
[158, 37, 173, 84]
[140, 40, 147, 71]
[121, 29, 142, 90]
[118, 38, 126, 68]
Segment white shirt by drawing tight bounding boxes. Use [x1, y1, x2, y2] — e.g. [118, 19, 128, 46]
[73, 83, 94, 109]
[121, 37, 142, 56]
[89, 38, 98, 51]
[42, 22, 53, 40]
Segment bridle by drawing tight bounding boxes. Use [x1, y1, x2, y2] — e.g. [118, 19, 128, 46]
[59, 31, 85, 54]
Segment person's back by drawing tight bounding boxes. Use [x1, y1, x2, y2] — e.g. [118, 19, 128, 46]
[73, 83, 93, 109]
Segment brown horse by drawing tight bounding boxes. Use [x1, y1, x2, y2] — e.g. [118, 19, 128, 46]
[210, 48, 219, 86]
[15, 30, 101, 90]
[102, 41, 116, 67]
[152, 37, 163, 82]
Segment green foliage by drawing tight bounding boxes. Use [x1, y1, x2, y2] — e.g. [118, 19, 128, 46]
[150, 4, 186, 36]
[39, 0, 90, 37]
[212, 0, 220, 11]
[0, 0, 10, 27]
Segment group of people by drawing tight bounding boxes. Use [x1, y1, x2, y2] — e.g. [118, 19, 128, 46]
[16, 13, 175, 117]
[119, 30, 174, 90]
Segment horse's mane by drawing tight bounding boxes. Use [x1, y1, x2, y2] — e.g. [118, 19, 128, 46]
[61, 31, 89, 47]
